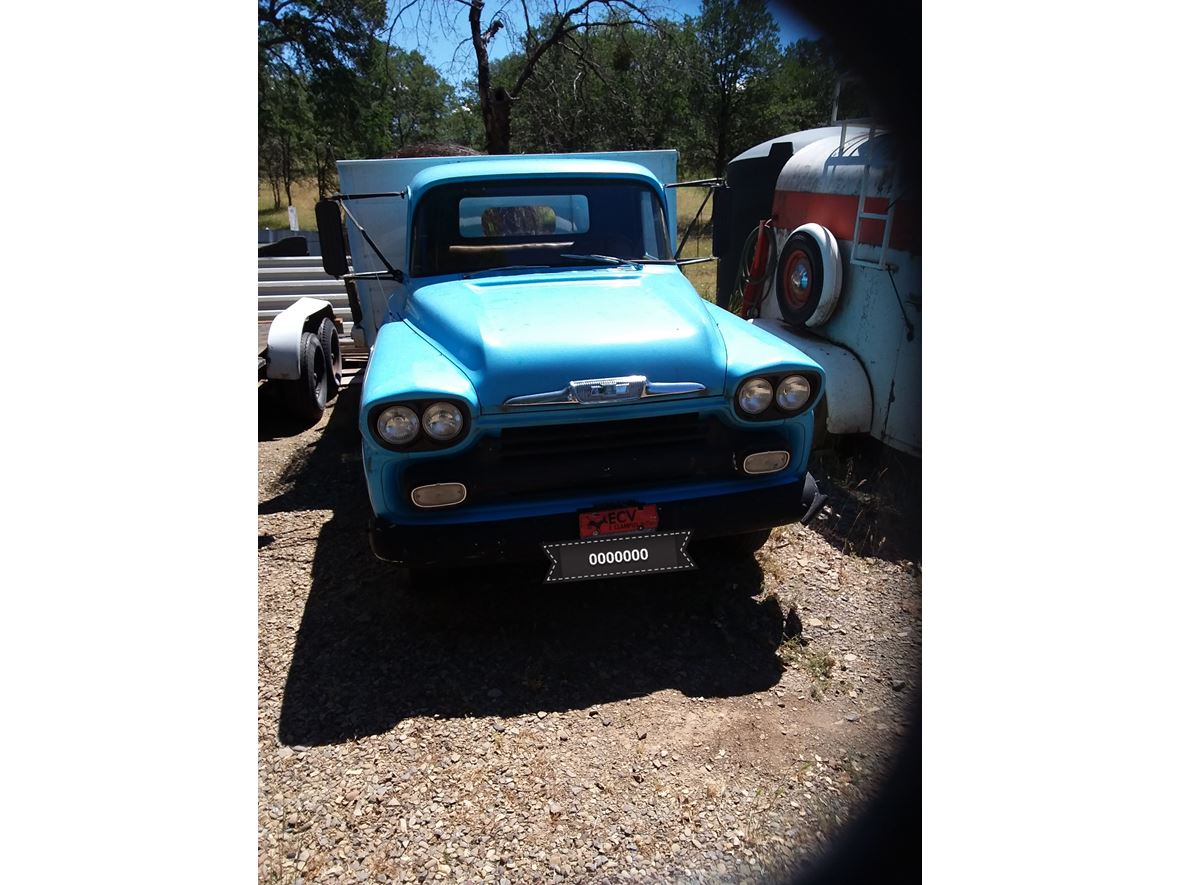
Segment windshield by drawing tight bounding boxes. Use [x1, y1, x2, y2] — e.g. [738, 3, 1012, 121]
[410, 178, 671, 277]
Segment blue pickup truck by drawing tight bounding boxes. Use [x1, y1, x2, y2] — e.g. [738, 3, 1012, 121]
[315, 151, 825, 583]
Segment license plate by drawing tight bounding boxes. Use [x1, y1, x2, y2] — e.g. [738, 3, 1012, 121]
[578, 504, 659, 538]
[543, 531, 695, 583]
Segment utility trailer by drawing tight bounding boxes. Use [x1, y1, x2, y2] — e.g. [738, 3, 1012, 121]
[257, 238, 345, 421]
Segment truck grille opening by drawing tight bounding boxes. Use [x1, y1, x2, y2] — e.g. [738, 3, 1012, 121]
[401, 412, 787, 506]
[496, 412, 708, 459]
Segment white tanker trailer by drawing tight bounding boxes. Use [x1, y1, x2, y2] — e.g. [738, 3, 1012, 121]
[713, 124, 920, 457]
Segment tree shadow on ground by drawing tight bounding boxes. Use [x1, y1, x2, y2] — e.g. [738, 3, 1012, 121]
[264, 380, 788, 747]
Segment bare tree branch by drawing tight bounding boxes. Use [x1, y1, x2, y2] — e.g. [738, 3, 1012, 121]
[554, 33, 623, 100]
[509, 0, 661, 97]
[388, 0, 668, 152]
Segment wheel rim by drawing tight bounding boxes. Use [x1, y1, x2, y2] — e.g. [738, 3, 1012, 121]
[783, 249, 812, 311]
[312, 346, 326, 395]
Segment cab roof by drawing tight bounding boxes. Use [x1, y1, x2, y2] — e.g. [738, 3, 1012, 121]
[406, 157, 663, 199]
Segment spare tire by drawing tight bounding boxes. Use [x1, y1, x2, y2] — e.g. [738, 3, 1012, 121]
[775, 223, 843, 328]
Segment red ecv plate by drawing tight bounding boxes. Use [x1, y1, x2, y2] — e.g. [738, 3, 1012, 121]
[578, 504, 659, 538]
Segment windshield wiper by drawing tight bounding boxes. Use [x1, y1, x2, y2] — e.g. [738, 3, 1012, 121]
[650, 257, 716, 266]
[559, 253, 643, 269]
[559, 253, 713, 268]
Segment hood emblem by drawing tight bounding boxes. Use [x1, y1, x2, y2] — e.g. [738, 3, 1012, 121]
[572, 375, 647, 404]
[504, 376, 707, 408]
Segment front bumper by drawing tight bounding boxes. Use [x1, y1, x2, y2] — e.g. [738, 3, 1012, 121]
[369, 473, 824, 567]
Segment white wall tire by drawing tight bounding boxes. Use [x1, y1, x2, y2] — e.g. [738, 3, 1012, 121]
[775, 223, 843, 328]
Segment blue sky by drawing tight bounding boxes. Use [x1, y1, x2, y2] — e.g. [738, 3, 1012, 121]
[389, 0, 823, 86]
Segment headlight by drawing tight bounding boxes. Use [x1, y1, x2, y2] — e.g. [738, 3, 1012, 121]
[776, 375, 811, 411]
[375, 405, 419, 445]
[737, 377, 773, 414]
[422, 401, 464, 441]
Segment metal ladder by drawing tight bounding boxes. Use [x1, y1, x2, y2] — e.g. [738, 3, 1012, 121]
[838, 122, 895, 269]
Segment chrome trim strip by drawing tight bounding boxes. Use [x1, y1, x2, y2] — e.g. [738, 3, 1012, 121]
[502, 388, 577, 408]
[742, 450, 791, 475]
[504, 378, 708, 408]
[645, 381, 708, 397]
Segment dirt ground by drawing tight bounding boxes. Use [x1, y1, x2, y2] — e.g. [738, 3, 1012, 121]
[258, 369, 921, 884]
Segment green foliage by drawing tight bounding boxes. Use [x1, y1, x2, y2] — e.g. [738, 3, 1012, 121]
[437, 85, 485, 150]
[685, 0, 783, 175]
[502, 17, 689, 156]
[508, 17, 696, 156]
[372, 48, 458, 153]
[767, 38, 865, 135]
[483, 3, 852, 176]
[258, 0, 386, 74]
[259, 67, 314, 208]
[258, 0, 863, 216]
[261, 27, 466, 203]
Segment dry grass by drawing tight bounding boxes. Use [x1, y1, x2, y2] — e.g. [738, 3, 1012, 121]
[673, 185, 718, 303]
[258, 178, 322, 232]
[679, 250, 717, 303]
[777, 628, 837, 701]
[808, 443, 923, 564]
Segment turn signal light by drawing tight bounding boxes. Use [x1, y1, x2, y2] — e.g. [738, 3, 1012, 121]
[410, 482, 468, 508]
[742, 451, 790, 475]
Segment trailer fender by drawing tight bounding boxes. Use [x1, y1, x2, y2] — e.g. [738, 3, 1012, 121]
[266, 297, 335, 381]
[750, 320, 871, 435]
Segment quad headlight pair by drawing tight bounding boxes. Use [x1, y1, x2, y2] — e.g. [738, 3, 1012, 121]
[736, 373, 817, 417]
[374, 401, 466, 446]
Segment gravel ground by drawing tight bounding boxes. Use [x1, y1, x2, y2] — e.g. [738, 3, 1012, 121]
[258, 371, 921, 884]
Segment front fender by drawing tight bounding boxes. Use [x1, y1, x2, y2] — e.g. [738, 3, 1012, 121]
[705, 303, 826, 400]
[360, 321, 479, 444]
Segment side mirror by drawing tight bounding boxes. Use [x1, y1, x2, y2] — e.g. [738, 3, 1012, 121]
[315, 200, 350, 278]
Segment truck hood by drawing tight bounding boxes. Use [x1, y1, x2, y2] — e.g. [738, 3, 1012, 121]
[404, 268, 727, 412]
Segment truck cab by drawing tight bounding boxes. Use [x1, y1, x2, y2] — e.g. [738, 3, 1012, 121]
[318, 151, 828, 583]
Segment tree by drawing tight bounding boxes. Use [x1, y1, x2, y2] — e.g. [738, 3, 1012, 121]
[378, 49, 457, 152]
[258, 0, 387, 73]
[503, 17, 695, 156]
[261, 3, 462, 201]
[259, 67, 314, 207]
[688, 0, 782, 175]
[767, 38, 857, 135]
[387, 0, 661, 154]
[437, 83, 485, 148]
